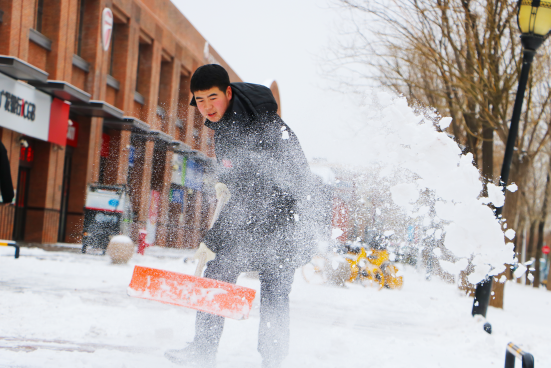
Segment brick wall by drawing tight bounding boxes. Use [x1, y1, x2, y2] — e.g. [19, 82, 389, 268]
[1, 0, 244, 245]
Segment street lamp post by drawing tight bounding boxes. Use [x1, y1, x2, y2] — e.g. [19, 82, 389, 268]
[472, 0, 551, 322]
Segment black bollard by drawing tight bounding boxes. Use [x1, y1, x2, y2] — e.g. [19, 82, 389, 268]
[472, 276, 494, 318]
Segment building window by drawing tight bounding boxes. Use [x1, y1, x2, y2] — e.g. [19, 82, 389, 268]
[135, 43, 145, 91]
[35, 0, 45, 33]
[134, 35, 153, 103]
[75, 0, 86, 56]
[109, 24, 118, 76]
[177, 74, 190, 142]
[98, 132, 110, 184]
[158, 58, 173, 133]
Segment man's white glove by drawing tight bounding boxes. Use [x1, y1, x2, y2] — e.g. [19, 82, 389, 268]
[194, 242, 216, 262]
[214, 182, 230, 202]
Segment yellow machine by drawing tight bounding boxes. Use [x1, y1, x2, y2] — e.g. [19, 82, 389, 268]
[345, 247, 403, 289]
[303, 245, 403, 290]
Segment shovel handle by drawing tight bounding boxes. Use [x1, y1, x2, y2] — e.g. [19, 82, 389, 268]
[194, 251, 207, 277]
[194, 186, 231, 277]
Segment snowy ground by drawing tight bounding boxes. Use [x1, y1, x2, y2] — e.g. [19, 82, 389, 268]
[1, 245, 549, 368]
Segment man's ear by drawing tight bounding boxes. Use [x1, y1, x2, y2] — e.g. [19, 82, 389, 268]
[226, 86, 232, 100]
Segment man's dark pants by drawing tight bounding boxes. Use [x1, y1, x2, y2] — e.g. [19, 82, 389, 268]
[193, 232, 296, 363]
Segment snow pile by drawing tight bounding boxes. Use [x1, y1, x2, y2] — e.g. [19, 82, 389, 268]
[1, 248, 550, 367]
[352, 91, 513, 283]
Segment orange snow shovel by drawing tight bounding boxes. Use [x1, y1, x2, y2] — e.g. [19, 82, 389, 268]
[127, 184, 256, 320]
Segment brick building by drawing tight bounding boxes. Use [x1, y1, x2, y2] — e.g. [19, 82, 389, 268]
[0, 0, 281, 248]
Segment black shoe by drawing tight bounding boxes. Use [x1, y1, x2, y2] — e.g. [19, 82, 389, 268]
[164, 343, 216, 367]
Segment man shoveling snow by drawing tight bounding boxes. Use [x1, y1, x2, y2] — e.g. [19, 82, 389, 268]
[165, 64, 315, 368]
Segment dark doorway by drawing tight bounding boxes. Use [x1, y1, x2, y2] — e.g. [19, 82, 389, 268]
[13, 168, 30, 240]
[13, 143, 33, 240]
[58, 146, 73, 242]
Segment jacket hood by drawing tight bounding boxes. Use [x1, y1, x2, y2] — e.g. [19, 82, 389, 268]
[228, 82, 278, 117]
[191, 82, 278, 129]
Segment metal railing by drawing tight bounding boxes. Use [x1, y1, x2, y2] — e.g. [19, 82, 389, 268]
[505, 342, 534, 368]
[0, 239, 19, 259]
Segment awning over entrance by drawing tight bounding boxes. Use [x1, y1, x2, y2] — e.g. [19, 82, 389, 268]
[103, 116, 150, 133]
[188, 150, 216, 167]
[171, 141, 193, 154]
[0, 56, 48, 83]
[70, 100, 124, 120]
[149, 129, 174, 144]
[170, 142, 215, 166]
[29, 80, 91, 103]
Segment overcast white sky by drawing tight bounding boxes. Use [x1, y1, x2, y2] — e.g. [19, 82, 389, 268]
[171, 0, 364, 163]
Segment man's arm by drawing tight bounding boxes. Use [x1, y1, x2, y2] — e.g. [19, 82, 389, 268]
[261, 116, 313, 213]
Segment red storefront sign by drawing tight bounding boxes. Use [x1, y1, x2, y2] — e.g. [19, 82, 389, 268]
[0, 73, 70, 146]
[48, 98, 70, 146]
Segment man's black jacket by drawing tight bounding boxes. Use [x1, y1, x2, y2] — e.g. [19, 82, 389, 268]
[193, 82, 315, 268]
[0, 141, 14, 204]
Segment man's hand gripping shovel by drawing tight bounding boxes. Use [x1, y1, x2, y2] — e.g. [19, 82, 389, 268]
[127, 183, 256, 320]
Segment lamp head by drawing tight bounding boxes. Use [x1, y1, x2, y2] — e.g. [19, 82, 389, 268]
[518, 0, 551, 49]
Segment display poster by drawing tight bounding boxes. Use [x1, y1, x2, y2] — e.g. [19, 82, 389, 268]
[171, 153, 187, 185]
[66, 120, 79, 147]
[170, 188, 185, 204]
[128, 145, 135, 168]
[184, 158, 203, 191]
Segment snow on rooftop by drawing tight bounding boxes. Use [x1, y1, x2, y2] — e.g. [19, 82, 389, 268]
[262, 79, 275, 88]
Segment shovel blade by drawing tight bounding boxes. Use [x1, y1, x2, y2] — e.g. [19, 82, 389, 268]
[128, 265, 256, 320]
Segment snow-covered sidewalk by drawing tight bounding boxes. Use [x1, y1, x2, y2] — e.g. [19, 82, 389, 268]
[1, 246, 549, 367]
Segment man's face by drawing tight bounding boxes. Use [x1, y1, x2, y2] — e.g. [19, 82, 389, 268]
[193, 86, 232, 122]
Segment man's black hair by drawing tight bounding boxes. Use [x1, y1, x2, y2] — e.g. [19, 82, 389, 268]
[190, 64, 230, 93]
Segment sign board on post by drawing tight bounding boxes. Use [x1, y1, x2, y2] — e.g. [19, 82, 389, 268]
[102, 8, 113, 52]
[85, 189, 125, 213]
[543, 245, 550, 255]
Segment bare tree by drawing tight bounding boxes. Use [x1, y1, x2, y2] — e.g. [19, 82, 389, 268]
[327, 0, 551, 300]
